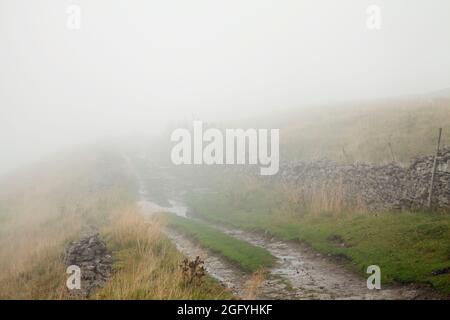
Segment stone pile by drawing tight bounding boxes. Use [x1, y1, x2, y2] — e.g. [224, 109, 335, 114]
[64, 232, 113, 298]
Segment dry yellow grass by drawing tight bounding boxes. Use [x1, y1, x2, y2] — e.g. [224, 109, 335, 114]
[243, 270, 266, 300]
[274, 180, 367, 219]
[95, 208, 232, 300]
[0, 150, 132, 299]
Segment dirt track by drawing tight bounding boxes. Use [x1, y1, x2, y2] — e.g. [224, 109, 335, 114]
[127, 155, 438, 300]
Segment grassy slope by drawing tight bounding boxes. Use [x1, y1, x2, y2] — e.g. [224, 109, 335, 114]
[186, 191, 450, 295]
[167, 214, 274, 273]
[0, 149, 130, 299]
[275, 97, 450, 163]
[0, 149, 231, 299]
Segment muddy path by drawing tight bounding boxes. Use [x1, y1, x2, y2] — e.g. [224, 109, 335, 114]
[142, 196, 425, 299]
[124, 155, 437, 300]
[123, 155, 263, 298]
[137, 185, 295, 299]
[137, 195, 251, 298]
[164, 228, 249, 297]
[140, 199, 304, 299]
[198, 220, 428, 299]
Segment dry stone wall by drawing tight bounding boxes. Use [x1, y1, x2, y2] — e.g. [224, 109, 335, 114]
[279, 147, 450, 212]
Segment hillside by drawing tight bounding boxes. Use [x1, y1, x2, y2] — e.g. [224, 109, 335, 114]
[276, 91, 450, 163]
[0, 149, 231, 299]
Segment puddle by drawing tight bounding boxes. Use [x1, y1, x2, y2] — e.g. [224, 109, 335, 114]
[138, 199, 188, 218]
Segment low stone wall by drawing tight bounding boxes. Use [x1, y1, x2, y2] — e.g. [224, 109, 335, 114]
[279, 147, 450, 212]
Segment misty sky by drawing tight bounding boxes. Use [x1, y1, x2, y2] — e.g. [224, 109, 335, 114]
[1, 0, 450, 174]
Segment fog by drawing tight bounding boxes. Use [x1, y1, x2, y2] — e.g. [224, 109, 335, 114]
[1, 0, 450, 175]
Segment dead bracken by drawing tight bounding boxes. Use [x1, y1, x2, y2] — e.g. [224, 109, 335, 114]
[180, 256, 206, 285]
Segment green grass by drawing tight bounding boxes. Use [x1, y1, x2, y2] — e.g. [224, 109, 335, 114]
[287, 213, 450, 294]
[167, 214, 275, 273]
[186, 191, 450, 295]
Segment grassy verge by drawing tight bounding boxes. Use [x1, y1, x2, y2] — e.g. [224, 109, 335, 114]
[167, 214, 275, 273]
[94, 208, 232, 299]
[186, 191, 450, 295]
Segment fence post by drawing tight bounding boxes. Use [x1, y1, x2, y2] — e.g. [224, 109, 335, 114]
[427, 128, 443, 209]
[388, 142, 396, 163]
[342, 146, 348, 162]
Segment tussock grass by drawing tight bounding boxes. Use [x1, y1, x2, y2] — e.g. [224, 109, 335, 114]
[95, 209, 232, 299]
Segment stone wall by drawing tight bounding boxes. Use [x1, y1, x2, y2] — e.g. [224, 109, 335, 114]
[279, 147, 450, 212]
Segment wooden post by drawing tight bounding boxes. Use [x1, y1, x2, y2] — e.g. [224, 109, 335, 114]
[388, 142, 396, 163]
[427, 128, 443, 209]
[342, 146, 348, 162]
